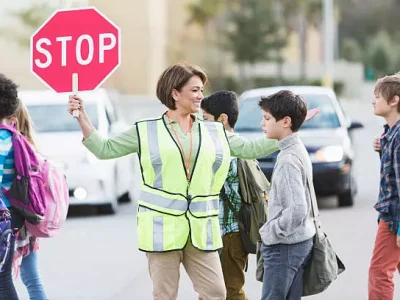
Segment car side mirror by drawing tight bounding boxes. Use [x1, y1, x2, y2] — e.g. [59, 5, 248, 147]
[348, 121, 363, 130]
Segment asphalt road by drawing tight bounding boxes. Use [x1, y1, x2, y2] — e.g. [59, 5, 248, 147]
[15, 87, 400, 300]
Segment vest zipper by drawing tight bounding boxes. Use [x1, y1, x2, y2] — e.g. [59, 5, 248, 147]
[162, 115, 202, 200]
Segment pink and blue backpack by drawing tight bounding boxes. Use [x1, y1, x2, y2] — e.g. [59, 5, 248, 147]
[0, 124, 46, 224]
[25, 156, 69, 238]
[0, 124, 69, 238]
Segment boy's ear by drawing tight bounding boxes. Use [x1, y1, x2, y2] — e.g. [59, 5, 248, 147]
[390, 95, 400, 107]
[217, 113, 229, 125]
[282, 116, 292, 128]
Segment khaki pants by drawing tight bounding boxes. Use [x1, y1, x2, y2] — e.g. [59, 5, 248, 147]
[220, 232, 248, 300]
[146, 240, 226, 300]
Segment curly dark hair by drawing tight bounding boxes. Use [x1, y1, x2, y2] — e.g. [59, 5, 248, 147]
[0, 74, 19, 119]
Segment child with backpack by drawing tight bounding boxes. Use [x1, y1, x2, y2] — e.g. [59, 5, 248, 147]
[201, 91, 270, 300]
[0, 73, 23, 300]
[258, 90, 316, 300]
[11, 101, 49, 300]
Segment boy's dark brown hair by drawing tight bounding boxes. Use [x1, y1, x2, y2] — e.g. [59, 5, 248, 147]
[201, 90, 239, 128]
[258, 90, 307, 132]
[375, 74, 400, 112]
[156, 62, 207, 110]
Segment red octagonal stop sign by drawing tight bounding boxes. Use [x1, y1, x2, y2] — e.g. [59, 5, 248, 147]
[31, 7, 121, 93]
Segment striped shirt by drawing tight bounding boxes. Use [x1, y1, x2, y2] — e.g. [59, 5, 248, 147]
[0, 129, 14, 207]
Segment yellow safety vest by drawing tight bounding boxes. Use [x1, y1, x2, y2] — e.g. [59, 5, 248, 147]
[136, 115, 230, 252]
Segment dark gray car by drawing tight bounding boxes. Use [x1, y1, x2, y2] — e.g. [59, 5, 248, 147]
[236, 86, 363, 207]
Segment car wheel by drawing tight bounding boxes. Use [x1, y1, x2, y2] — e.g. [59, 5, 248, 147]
[99, 197, 119, 214]
[338, 191, 354, 207]
[99, 170, 119, 214]
[118, 192, 131, 203]
[338, 175, 356, 207]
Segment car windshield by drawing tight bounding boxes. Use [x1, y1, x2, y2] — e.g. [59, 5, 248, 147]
[27, 104, 99, 132]
[235, 94, 341, 132]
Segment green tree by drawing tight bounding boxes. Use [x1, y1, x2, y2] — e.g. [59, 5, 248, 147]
[185, 0, 224, 26]
[338, 0, 400, 48]
[366, 31, 393, 78]
[279, 0, 322, 82]
[224, 0, 287, 84]
[340, 37, 362, 62]
[184, 0, 227, 77]
[0, 3, 54, 48]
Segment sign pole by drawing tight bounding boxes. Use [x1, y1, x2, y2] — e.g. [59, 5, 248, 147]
[72, 73, 79, 118]
[61, 0, 80, 118]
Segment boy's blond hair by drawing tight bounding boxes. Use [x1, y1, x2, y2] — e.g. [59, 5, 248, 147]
[375, 73, 400, 112]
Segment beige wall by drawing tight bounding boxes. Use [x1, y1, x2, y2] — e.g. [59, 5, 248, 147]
[90, 0, 168, 95]
[167, 0, 208, 67]
[282, 27, 323, 64]
[0, 39, 43, 90]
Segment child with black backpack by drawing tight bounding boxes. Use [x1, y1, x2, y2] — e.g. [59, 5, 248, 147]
[202, 91, 271, 300]
[0, 73, 22, 300]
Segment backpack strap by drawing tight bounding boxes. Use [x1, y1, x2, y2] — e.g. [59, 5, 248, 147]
[290, 153, 322, 237]
[220, 186, 248, 239]
[220, 186, 241, 221]
[0, 124, 17, 134]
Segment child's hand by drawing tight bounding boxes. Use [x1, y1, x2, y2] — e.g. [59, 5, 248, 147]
[373, 137, 381, 152]
[397, 235, 400, 248]
[305, 108, 320, 122]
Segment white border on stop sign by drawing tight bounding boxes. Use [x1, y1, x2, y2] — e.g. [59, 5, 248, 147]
[29, 6, 121, 94]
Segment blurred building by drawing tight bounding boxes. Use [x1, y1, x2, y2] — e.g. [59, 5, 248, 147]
[0, 0, 360, 97]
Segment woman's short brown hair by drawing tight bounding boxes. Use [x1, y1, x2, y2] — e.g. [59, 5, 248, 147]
[156, 62, 208, 110]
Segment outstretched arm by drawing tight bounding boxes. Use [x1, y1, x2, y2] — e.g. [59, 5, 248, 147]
[68, 95, 139, 159]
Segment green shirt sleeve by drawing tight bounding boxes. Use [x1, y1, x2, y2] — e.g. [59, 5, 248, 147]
[82, 126, 139, 159]
[227, 131, 279, 159]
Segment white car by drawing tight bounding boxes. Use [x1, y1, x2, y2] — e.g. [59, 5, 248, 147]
[19, 88, 141, 214]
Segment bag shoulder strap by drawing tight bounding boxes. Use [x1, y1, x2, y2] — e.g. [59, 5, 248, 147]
[290, 153, 322, 236]
[220, 186, 240, 221]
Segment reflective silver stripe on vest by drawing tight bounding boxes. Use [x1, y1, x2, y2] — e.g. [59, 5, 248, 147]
[138, 206, 152, 213]
[206, 218, 213, 250]
[203, 122, 224, 188]
[190, 198, 219, 213]
[141, 190, 188, 212]
[147, 121, 163, 189]
[153, 216, 164, 251]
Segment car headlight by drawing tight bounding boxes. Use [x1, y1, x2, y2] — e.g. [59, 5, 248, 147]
[313, 146, 344, 162]
[73, 187, 87, 200]
[83, 152, 99, 164]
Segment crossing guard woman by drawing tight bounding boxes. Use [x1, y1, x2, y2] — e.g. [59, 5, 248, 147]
[68, 63, 287, 299]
